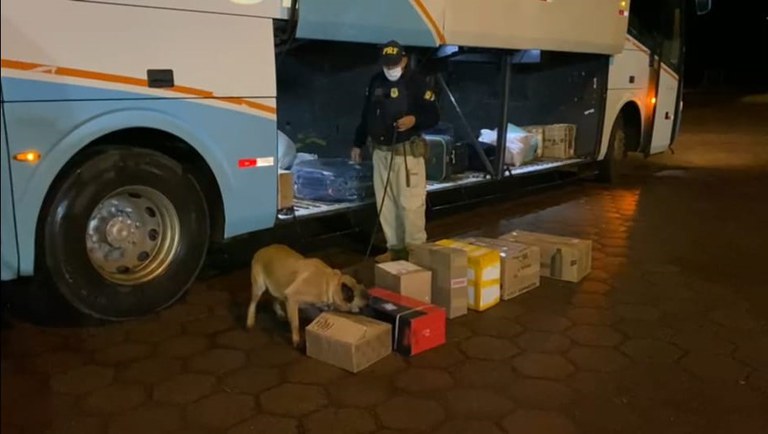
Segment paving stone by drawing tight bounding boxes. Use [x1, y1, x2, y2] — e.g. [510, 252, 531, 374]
[620, 338, 684, 363]
[117, 357, 183, 384]
[733, 337, 768, 370]
[566, 347, 631, 372]
[515, 331, 571, 353]
[186, 393, 255, 430]
[93, 343, 153, 365]
[249, 344, 302, 367]
[285, 357, 348, 384]
[302, 408, 377, 434]
[228, 414, 299, 434]
[188, 348, 247, 375]
[2, 329, 66, 357]
[671, 329, 735, 355]
[747, 370, 768, 395]
[517, 312, 572, 332]
[441, 388, 516, 419]
[126, 321, 182, 343]
[566, 307, 618, 326]
[501, 409, 578, 434]
[579, 280, 612, 294]
[260, 384, 328, 417]
[512, 353, 575, 379]
[376, 396, 445, 430]
[435, 419, 504, 434]
[460, 336, 520, 360]
[566, 325, 624, 347]
[570, 294, 608, 308]
[680, 353, 751, 383]
[82, 383, 146, 414]
[221, 366, 281, 395]
[328, 375, 392, 408]
[409, 343, 466, 368]
[215, 329, 268, 350]
[470, 317, 524, 338]
[186, 289, 231, 307]
[451, 359, 517, 389]
[107, 404, 183, 434]
[445, 323, 474, 342]
[358, 353, 408, 376]
[30, 351, 87, 375]
[708, 309, 763, 331]
[153, 373, 217, 404]
[395, 367, 454, 392]
[158, 335, 210, 359]
[50, 365, 115, 395]
[159, 303, 210, 323]
[46, 416, 106, 434]
[614, 304, 662, 321]
[614, 319, 673, 340]
[506, 378, 574, 409]
[185, 315, 237, 335]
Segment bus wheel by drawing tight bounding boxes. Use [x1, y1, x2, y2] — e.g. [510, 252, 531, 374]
[41, 146, 210, 320]
[595, 114, 628, 183]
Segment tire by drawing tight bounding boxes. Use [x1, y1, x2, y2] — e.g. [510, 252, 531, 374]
[595, 114, 628, 183]
[40, 146, 210, 320]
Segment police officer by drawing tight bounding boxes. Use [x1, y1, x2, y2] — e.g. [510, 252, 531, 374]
[350, 40, 440, 262]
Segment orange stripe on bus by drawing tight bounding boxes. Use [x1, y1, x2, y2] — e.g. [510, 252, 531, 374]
[1, 59, 276, 115]
[412, 0, 446, 45]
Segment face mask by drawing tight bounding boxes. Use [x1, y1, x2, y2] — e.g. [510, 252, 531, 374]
[383, 66, 403, 82]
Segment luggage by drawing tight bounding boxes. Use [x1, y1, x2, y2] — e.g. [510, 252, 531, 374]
[466, 141, 496, 172]
[292, 158, 374, 202]
[425, 135, 469, 181]
[423, 122, 455, 137]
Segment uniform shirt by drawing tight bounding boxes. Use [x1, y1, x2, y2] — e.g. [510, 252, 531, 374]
[353, 68, 439, 148]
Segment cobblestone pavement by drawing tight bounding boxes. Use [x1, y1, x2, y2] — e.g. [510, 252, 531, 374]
[2, 94, 768, 434]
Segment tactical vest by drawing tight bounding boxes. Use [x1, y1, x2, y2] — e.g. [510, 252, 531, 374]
[367, 80, 409, 146]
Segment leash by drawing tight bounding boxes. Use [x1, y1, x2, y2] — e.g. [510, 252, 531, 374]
[365, 125, 400, 258]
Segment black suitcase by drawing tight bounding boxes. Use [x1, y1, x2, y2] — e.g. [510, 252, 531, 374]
[425, 135, 467, 181]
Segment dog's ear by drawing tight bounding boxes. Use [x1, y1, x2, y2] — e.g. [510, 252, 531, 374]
[340, 283, 355, 303]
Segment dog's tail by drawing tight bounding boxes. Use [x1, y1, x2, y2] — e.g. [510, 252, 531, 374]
[246, 263, 264, 329]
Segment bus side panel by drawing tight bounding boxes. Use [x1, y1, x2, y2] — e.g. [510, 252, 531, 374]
[649, 67, 679, 155]
[1, 0, 275, 101]
[296, 0, 442, 47]
[2, 79, 278, 277]
[599, 38, 652, 160]
[0, 99, 19, 281]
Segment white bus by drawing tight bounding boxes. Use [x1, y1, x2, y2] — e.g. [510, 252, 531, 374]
[0, 0, 710, 319]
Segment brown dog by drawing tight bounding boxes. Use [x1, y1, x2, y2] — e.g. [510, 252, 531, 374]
[245, 244, 368, 348]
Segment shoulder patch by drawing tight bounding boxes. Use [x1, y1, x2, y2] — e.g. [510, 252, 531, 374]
[423, 89, 435, 101]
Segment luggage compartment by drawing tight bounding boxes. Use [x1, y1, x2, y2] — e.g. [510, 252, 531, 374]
[274, 39, 609, 220]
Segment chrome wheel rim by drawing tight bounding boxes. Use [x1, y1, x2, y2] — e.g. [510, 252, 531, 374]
[85, 186, 181, 285]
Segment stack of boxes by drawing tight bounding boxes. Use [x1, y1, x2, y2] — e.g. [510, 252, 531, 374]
[306, 229, 592, 372]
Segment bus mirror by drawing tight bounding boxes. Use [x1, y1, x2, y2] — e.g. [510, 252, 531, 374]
[694, 0, 712, 15]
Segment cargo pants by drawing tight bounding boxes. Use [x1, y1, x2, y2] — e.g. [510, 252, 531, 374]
[370, 136, 428, 254]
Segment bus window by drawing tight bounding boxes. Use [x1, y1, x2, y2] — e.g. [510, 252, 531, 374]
[628, 0, 683, 72]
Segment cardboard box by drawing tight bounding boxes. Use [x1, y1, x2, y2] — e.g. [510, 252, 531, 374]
[460, 237, 541, 300]
[409, 243, 469, 319]
[538, 124, 576, 159]
[305, 312, 392, 373]
[500, 230, 591, 282]
[435, 239, 501, 311]
[366, 288, 446, 356]
[278, 170, 294, 209]
[374, 261, 432, 304]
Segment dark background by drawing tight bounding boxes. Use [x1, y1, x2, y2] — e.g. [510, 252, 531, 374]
[684, 1, 768, 90]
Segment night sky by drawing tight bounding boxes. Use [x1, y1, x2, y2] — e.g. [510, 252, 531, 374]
[684, 0, 768, 90]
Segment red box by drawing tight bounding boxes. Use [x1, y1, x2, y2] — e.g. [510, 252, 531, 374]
[365, 288, 446, 356]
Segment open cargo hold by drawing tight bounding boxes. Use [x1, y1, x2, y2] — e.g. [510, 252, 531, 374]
[274, 40, 608, 220]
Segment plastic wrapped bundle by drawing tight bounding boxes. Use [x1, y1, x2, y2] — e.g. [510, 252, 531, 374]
[293, 158, 374, 202]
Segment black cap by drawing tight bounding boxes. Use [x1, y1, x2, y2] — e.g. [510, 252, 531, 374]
[380, 40, 405, 67]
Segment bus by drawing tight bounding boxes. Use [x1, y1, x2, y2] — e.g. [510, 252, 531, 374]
[0, 0, 711, 319]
